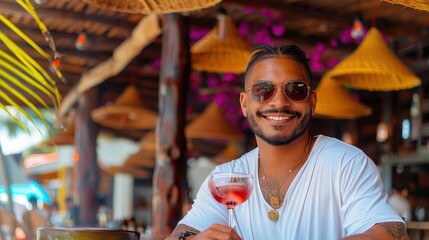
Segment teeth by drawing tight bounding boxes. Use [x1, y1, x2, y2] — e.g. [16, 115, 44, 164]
[267, 116, 290, 121]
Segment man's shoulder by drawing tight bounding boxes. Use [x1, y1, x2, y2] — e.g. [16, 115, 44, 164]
[317, 135, 363, 154]
[314, 135, 370, 167]
[216, 148, 258, 171]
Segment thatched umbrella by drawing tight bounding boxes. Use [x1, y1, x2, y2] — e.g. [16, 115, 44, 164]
[328, 27, 421, 91]
[315, 76, 372, 119]
[91, 85, 158, 130]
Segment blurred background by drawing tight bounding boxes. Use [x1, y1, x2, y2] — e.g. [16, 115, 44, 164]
[2, 0, 429, 239]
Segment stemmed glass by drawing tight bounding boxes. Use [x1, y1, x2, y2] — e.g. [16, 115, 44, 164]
[208, 172, 253, 227]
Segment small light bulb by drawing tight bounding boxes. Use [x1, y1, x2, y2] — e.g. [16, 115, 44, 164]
[75, 31, 89, 50]
[49, 57, 61, 72]
[351, 17, 364, 39]
[52, 58, 60, 68]
[77, 34, 86, 44]
[376, 122, 389, 142]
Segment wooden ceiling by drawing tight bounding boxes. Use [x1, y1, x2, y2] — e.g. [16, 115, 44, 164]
[3, 0, 429, 106]
[2, 0, 429, 157]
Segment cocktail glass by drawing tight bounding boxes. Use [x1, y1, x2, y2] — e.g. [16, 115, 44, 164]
[208, 172, 253, 227]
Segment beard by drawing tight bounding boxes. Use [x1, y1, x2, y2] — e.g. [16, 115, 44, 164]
[247, 106, 312, 146]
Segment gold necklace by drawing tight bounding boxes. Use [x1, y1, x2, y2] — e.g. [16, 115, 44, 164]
[259, 136, 312, 222]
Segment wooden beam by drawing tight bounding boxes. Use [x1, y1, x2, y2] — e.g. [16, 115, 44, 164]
[2, 26, 123, 51]
[0, 1, 138, 33]
[224, 0, 348, 24]
[1, 43, 162, 77]
[0, 40, 113, 64]
[223, 0, 422, 39]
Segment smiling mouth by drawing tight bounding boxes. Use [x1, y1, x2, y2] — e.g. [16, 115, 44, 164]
[265, 116, 292, 121]
[257, 108, 301, 119]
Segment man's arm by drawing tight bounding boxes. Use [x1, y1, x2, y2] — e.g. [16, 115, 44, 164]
[340, 222, 409, 240]
[165, 223, 242, 240]
[165, 224, 200, 240]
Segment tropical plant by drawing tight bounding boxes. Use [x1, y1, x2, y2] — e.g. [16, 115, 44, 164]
[0, 106, 56, 154]
[0, 0, 63, 216]
[0, 0, 62, 134]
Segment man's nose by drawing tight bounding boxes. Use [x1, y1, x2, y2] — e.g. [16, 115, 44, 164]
[268, 86, 291, 107]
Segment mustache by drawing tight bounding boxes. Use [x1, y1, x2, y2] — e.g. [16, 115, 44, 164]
[256, 108, 302, 118]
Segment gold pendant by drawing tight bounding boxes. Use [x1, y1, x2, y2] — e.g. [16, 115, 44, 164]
[270, 196, 281, 209]
[268, 209, 279, 221]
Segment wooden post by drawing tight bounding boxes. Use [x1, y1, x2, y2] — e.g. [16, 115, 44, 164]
[74, 87, 99, 226]
[0, 143, 16, 239]
[0, 144, 14, 217]
[152, 13, 190, 239]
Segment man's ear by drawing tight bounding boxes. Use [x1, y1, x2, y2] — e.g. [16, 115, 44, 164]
[311, 91, 317, 116]
[240, 92, 247, 117]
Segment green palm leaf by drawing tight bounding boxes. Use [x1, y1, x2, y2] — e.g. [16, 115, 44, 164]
[0, 0, 63, 135]
[0, 51, 56, 107]
[0, 102, 31, 134]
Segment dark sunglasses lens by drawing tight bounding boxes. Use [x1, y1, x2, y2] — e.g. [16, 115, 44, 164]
[285, 82, 309, 101]
[251, 82, 276, 102]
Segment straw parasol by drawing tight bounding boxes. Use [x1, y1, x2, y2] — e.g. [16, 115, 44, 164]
[381, 0, 429, 11]
[121, 149, 155, 168]
[328, 27, 421, 91]
[121, 131, 156, 171]
[82, 0, 221, 14]
[117, 165, 152, 179]
[186, 102, 244, 140]
[121, 148, 155, 169]
[211, 140, 242, 164]
[138, 130, 156, 150]
[91, 85, 158, 130]
[42, 124, 75, 146]
[191, 12, 251, 74]
[314, 76, 372, 119]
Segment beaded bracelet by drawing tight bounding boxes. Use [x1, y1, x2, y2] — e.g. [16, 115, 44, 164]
[178, 231, 196, 240]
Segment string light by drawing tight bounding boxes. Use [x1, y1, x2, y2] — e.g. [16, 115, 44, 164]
[49, 56, 61, 72]
[75, 31, 89, 50]
[75, 6, 90, 51]
[376, 122, 389, 142]
[351, 16, 364, 39]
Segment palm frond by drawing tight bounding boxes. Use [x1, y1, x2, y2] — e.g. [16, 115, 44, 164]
[0, 103, 31, 134]
[0, 0, 63, 136]
[0, 105, 55, 137]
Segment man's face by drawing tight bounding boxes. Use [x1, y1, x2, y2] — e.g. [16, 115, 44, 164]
[240, 57, 316, 146]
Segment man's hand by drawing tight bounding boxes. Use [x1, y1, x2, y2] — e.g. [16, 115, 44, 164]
[166, 223, 242, 240]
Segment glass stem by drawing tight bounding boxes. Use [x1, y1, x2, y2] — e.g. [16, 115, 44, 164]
[228, 208, 234, 227]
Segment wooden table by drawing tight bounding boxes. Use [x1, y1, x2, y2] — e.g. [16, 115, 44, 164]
[407, 221, 429, 240]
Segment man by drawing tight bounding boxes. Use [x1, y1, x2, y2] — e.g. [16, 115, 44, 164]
[167, 44, 408, 239]
[22, 196, 52, 240]
[388, 186, 412, 222]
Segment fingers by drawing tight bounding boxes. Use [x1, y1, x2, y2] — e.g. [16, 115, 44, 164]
[194, 224, 242, 240]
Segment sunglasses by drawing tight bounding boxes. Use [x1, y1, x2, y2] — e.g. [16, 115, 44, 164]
[246, 81, 311, 103]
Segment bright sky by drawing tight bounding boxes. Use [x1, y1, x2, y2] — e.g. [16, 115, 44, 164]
[0, 107, 51, 156]
[0, 131, 44, 155]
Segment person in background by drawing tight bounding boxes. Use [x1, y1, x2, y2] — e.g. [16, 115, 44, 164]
[63, 196, 76, 227]
[49, 201, 63, 227]
[22, 195, 52, 240]
[97, 196, 109, 228]
[166, 44, 408, 239]
[388, 186, 412, 222]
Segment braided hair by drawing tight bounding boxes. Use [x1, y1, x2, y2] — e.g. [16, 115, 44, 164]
[244, 44, 312, 86]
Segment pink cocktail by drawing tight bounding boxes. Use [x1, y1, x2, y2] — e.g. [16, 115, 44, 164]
[209, 172, 253, 227]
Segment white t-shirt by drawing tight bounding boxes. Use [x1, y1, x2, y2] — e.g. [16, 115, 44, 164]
[179, 135, 403, 239]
